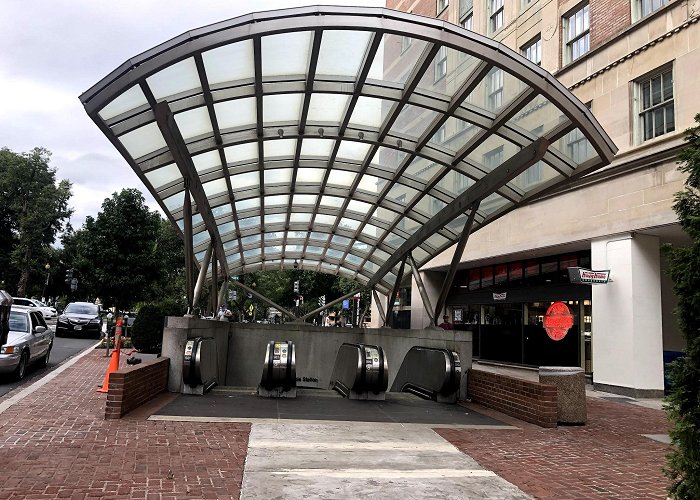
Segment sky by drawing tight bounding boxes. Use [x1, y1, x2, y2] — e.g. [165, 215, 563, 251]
[0, 0, 384, 230]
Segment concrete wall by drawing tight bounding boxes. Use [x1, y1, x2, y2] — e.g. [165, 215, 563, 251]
[162, 318, 472, 400]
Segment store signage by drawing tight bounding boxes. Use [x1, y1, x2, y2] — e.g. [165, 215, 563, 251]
[493, 292, 507, 301]
[543, 302, 573, 341]
[568, 267, 610, 284]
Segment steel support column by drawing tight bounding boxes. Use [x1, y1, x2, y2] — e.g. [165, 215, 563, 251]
[372, 289, 387, 325]
[433, 202, 479, 325]
[408, 253, 435, 326]
[385, 256, 407, 327]
[153, 101, 229, 277]
[210, 248, 218, 313]
[217, 280, 227, 311]
[192, 243, 213, 310]
[368, 137, 550, 290]
[183, 187, 194, 314]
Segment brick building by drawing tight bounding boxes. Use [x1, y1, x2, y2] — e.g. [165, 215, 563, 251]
[382, 0, 700, 397]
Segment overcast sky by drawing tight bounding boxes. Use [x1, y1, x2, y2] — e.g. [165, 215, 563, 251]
[0, 0, 384, 230]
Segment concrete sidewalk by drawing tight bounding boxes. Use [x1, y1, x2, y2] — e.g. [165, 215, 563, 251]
[0, 349, 672, 499]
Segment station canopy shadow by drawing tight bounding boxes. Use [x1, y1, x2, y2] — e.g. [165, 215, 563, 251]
[80, 6, 616, 313]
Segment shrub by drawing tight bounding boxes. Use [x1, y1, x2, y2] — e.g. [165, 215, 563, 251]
[664, 113, 700, 499]
[130, 300, 183, 354]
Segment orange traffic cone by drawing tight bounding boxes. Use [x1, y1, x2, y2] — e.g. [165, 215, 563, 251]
[97, 318, 123, 393]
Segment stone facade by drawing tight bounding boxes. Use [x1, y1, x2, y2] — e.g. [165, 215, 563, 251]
[385, 0, 699, 396]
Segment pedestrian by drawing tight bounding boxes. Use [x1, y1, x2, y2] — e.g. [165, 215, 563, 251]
[438, 314, 453, 330]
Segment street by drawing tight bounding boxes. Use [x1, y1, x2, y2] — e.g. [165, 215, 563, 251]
[0, 318, 97, 397]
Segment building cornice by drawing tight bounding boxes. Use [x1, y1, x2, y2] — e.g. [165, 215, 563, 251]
[557, 10, 699, 90]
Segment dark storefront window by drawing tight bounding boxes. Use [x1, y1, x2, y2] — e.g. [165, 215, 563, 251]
[481, 266, 494, 287]
[469, 269, 480, 290]
[494, 264, 508, 285]
[523, 301, 580, 366]
[509, 261, 523, 283]
[480, 304, 523, 363]
[525, 259, 539, 277]
[452, 250, 590, 368]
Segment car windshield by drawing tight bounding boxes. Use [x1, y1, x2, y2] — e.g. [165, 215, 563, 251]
[9, 311, 29, 333]
[35, 300, 48, 307]
[64, 304, 98, 315]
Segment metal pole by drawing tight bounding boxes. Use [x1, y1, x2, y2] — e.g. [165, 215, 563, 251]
[183, 187, 194, 313]
[385, 256, 407, 327]
[192, 243, 213, 310]
[408, 253, 435, 326]
[372, 289, 387, 325]
[432, 202, 480, 325]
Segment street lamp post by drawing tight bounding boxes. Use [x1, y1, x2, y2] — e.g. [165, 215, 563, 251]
[42, 263, 50, 302]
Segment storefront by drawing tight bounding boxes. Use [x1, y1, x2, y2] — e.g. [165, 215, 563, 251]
[448, 251, 593, 372]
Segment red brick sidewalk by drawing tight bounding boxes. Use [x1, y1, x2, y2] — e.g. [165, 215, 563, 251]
[0, 349, 249, 500]
[436, 398, 672, 499]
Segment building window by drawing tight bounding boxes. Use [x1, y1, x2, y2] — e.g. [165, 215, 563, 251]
[435, 46, 448, 81]
[454, 172, 470, 194]
[433, 124, 447, 144]
[437, 0, 449, 14]
[564, 3, 589, 63]
[461, 12, 473, 30]
[521, 36, 542, 65]
[638, 67, 675, 141]
[484, 146, 504, 169]
[459, 0, 474, 25]
[489, 0, 505, 33]
[401, 36, 412, 54]
[566, 128, 588, 163]
[636, 0, 667, 20]
[486, 68, 503, 111]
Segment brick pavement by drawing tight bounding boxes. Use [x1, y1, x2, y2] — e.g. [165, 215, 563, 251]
[0, 347, 674, 500]
[0, 349, 249, 499]
[436, 398, 672, 500]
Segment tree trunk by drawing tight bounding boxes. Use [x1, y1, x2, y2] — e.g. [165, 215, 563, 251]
[16, 246, 31, 297]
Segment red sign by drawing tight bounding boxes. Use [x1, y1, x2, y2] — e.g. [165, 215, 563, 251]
[543, 302, 573, 341]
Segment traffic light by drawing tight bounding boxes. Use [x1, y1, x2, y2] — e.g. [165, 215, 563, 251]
[293, 280, 300, 293]
[65, 268, 73, 285]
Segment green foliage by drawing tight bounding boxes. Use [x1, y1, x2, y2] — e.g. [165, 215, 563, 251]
[239, 270, 369, 322]
[61, 189, 184, 311]
[0, 147, 72, 296]
[96, 336, 133, 349]
[664, 113, 700, 499]
[130, 300, 184, 354]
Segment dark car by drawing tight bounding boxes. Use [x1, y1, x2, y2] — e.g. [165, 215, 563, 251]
[56, 302, 103, 338]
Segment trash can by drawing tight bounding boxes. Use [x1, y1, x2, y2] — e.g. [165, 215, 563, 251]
[539, 366, 587, 424]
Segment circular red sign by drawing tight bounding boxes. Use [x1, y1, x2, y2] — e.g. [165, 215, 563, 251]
[543, 302, 573, 341]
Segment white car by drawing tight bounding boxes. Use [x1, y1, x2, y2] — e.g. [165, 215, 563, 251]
[12, 298, 57, 319]
[0, 306, 54, 380]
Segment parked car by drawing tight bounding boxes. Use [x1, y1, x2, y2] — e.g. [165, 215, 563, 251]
[0, 306, 54, 380]
[12, 298, 57, 319]
[56, 302, 103, 338]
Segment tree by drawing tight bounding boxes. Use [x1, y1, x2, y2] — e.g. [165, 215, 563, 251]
[664, 113, 700, 499]
[0, 148, 72, 296]
[65, 189, 169, 312]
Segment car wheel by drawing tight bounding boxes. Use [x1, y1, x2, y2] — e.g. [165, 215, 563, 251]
[40, 342, 52, 368]
[13, 351, 29, 381]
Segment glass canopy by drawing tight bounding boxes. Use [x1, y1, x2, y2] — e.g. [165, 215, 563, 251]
[81, 6, 616, 295]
